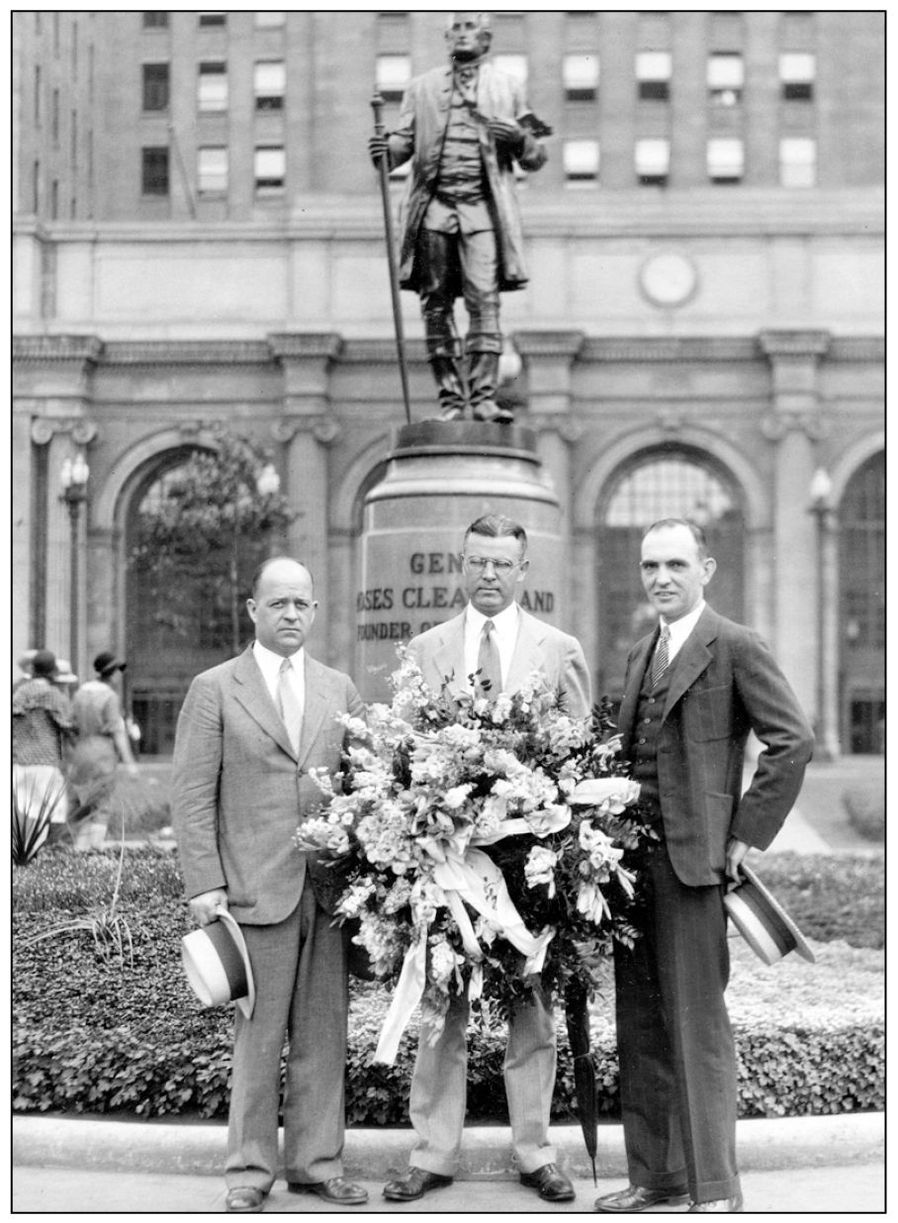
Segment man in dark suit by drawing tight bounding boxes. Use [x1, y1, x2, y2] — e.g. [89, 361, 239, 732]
[594, 519, 814, 1215]
[173, 556, 368, 1213]
[383, 514, 591, 1206]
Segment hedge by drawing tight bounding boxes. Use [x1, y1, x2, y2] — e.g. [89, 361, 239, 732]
[13, 847, 884, 1121]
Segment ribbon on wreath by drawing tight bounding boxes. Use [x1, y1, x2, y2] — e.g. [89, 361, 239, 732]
[373, 845, 554, 1065]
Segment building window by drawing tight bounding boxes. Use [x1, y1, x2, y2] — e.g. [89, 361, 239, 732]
[142, 62, 170, 111]
[780, 52, 815, 101]
[839, 452, 884, 752]
[254, 60, 286, 110]
[141, 146, 170, 195]
[198, 145, 228, 194]
[779, 138, 816, 188]
[51, 179, 59, 220]
[33, 160, 40, 212]
[707, 52, 743, 106]
[563, 53, 599, 102]
[34, 65, 40, 123]
[636, 51, 671, 101]
[563, 139, 599, 186]
[255, 11, 286, 26]
[254, 145, 285, 193]
[198, 11, 227, 27]
[493, 54, 528, 88]
[707, 137, 744, 184]
[635, 138, 670, 186]
[375, 53, 411, 104]
[143, 12, 169, 28]
[198, 62, 228, 112]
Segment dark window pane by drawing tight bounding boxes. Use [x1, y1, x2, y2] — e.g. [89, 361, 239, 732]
[783, 81, 813, 101]
[639, 80, 669, 101]
[143, 12, 169, 28]
[142, 62, 170, 111]
[141, 146, 169, 195]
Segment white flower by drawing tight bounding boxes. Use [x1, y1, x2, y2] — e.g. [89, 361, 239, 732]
[525, 804, 571, 838]
[443, 784, 473, 811]
[524, 846, 558, 897]
[576, 880, 610, 924]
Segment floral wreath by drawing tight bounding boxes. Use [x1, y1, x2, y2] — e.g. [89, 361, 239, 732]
[295, 645, 657, 1066]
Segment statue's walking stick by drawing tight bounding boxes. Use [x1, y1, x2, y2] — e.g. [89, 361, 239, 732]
[371, 89, 412, 425]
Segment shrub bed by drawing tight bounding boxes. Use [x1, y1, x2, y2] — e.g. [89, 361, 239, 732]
[13, 848, 883, 1121]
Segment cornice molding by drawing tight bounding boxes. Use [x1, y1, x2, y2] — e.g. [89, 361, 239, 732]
[581, 337, 758, 363]
[102, 341, 270, 366]
[512, 330, 586, 360]
[757, 330, 831, 360]
[267, 333, 343, 362]
[14, 335, 103, 364]
[759, 411, 829, 442]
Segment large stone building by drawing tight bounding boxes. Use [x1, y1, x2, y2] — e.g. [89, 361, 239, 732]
[13, 10, 884, 756]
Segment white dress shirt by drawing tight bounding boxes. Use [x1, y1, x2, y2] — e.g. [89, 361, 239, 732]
[660, 599, 706, 665]
[253, 640, 306, 716]
[463, 602, 520, 691]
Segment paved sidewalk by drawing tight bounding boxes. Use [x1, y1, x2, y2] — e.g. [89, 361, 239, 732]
[12, 1164, 885, 1214]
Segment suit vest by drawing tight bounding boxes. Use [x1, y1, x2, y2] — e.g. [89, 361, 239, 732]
[628, 659, 674, 824]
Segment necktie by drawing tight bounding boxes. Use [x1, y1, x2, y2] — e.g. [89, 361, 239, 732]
[477, 619, 502, 696]
[276, 657, 303, 754]
[650, 625, 671, 689]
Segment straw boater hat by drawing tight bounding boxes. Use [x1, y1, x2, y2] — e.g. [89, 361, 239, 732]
[724, 863, 815, 966]
[181, 911, 255, 1019]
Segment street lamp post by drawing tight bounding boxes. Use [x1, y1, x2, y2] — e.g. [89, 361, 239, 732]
[808, 467, 836, 760]
[60, 453, 90, 679]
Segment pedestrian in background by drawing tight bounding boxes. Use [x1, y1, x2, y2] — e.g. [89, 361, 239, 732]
[12, 648, 73, 843]
[69, 651, 139, 850]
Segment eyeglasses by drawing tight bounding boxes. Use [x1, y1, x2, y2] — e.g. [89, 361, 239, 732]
[462, 555, 521, 575]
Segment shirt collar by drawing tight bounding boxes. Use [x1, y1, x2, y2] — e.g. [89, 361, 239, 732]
[660, 599, 706, 653]
[253, 639, 304, 684]
[465, 601, 519, 635]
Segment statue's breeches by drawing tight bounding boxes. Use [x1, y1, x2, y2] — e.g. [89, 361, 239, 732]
[418, 229, 502, 358]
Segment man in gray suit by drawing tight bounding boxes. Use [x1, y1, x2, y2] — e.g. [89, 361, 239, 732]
[383, 513, 591, 1205]
[594, 519, 814, 1215]
[173, 556, 368, 1213]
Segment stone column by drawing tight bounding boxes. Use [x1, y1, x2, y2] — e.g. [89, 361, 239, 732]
[758, 329, 832, 749]
[14, 335, 102, 674]
[269, 333, 342, 653]
[514, 331, 585, 619]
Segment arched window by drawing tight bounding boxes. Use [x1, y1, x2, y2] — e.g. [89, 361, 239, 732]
[596, 448, 744, 701]
[839, 452, 884, 753]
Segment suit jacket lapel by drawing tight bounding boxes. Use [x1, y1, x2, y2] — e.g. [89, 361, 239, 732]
[618, 633, 654, 748]
[432, 613, 467, 695]
[231, 646, 296, 760]
[297, 656, 329, 771]
[662, 608, 718, 721]
[505, 608, 544, 693]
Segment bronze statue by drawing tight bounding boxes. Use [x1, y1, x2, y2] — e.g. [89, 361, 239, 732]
[369, 12, 550, 424]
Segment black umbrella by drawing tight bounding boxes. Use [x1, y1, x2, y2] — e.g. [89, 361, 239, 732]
[564, 977, 598, 1184]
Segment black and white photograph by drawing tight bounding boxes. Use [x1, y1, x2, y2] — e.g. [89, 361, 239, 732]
[12, 8, 883, 1214]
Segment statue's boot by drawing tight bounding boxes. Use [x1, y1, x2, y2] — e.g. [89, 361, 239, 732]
[429, 356, 468, 420]
[468, 352, 513, 423]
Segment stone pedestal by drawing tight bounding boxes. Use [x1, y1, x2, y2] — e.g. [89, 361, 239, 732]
[356, 420, 563, 703]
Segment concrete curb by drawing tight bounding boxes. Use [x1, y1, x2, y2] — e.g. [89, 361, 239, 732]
[14, 1112, 883, 1180]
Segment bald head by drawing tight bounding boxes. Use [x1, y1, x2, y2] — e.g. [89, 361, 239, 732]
[247, 557, 318, 657]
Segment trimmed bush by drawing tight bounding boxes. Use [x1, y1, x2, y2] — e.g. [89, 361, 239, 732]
[13, 848, 884, 1121]
[840, 787, 885, 843]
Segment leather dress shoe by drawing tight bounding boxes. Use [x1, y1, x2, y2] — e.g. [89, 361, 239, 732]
[595, 1184, 690, 1212]
[688, 1193, 743, 1212]
[288, 1177, 368, 1206]
[225, 1186, 265, 1213]
[383, 1167, 453, 1202]
[520, 1163, 576, 1202]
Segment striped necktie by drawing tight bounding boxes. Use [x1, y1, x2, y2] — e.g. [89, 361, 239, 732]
[276, 657, 303, 754]
[477, 619, 502, 696]
[650, 625, 671, 689]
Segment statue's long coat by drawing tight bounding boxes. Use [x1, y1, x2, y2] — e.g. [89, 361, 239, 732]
[386, 62, 547, 294]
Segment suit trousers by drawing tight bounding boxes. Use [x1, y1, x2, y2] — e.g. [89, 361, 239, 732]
[225, 884, 348, 1191]
[613, 846, 740, 1205]
[409, 984, 557, 1176]
[418, 228, 502, 358]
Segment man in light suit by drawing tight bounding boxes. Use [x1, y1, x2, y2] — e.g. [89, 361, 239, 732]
[594, 520, 814, 1215]
[383, 513, 591, 1205]
[173, 556, 368, 1213]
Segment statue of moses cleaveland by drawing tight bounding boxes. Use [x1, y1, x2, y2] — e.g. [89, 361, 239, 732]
[369, 12, 550, 424]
